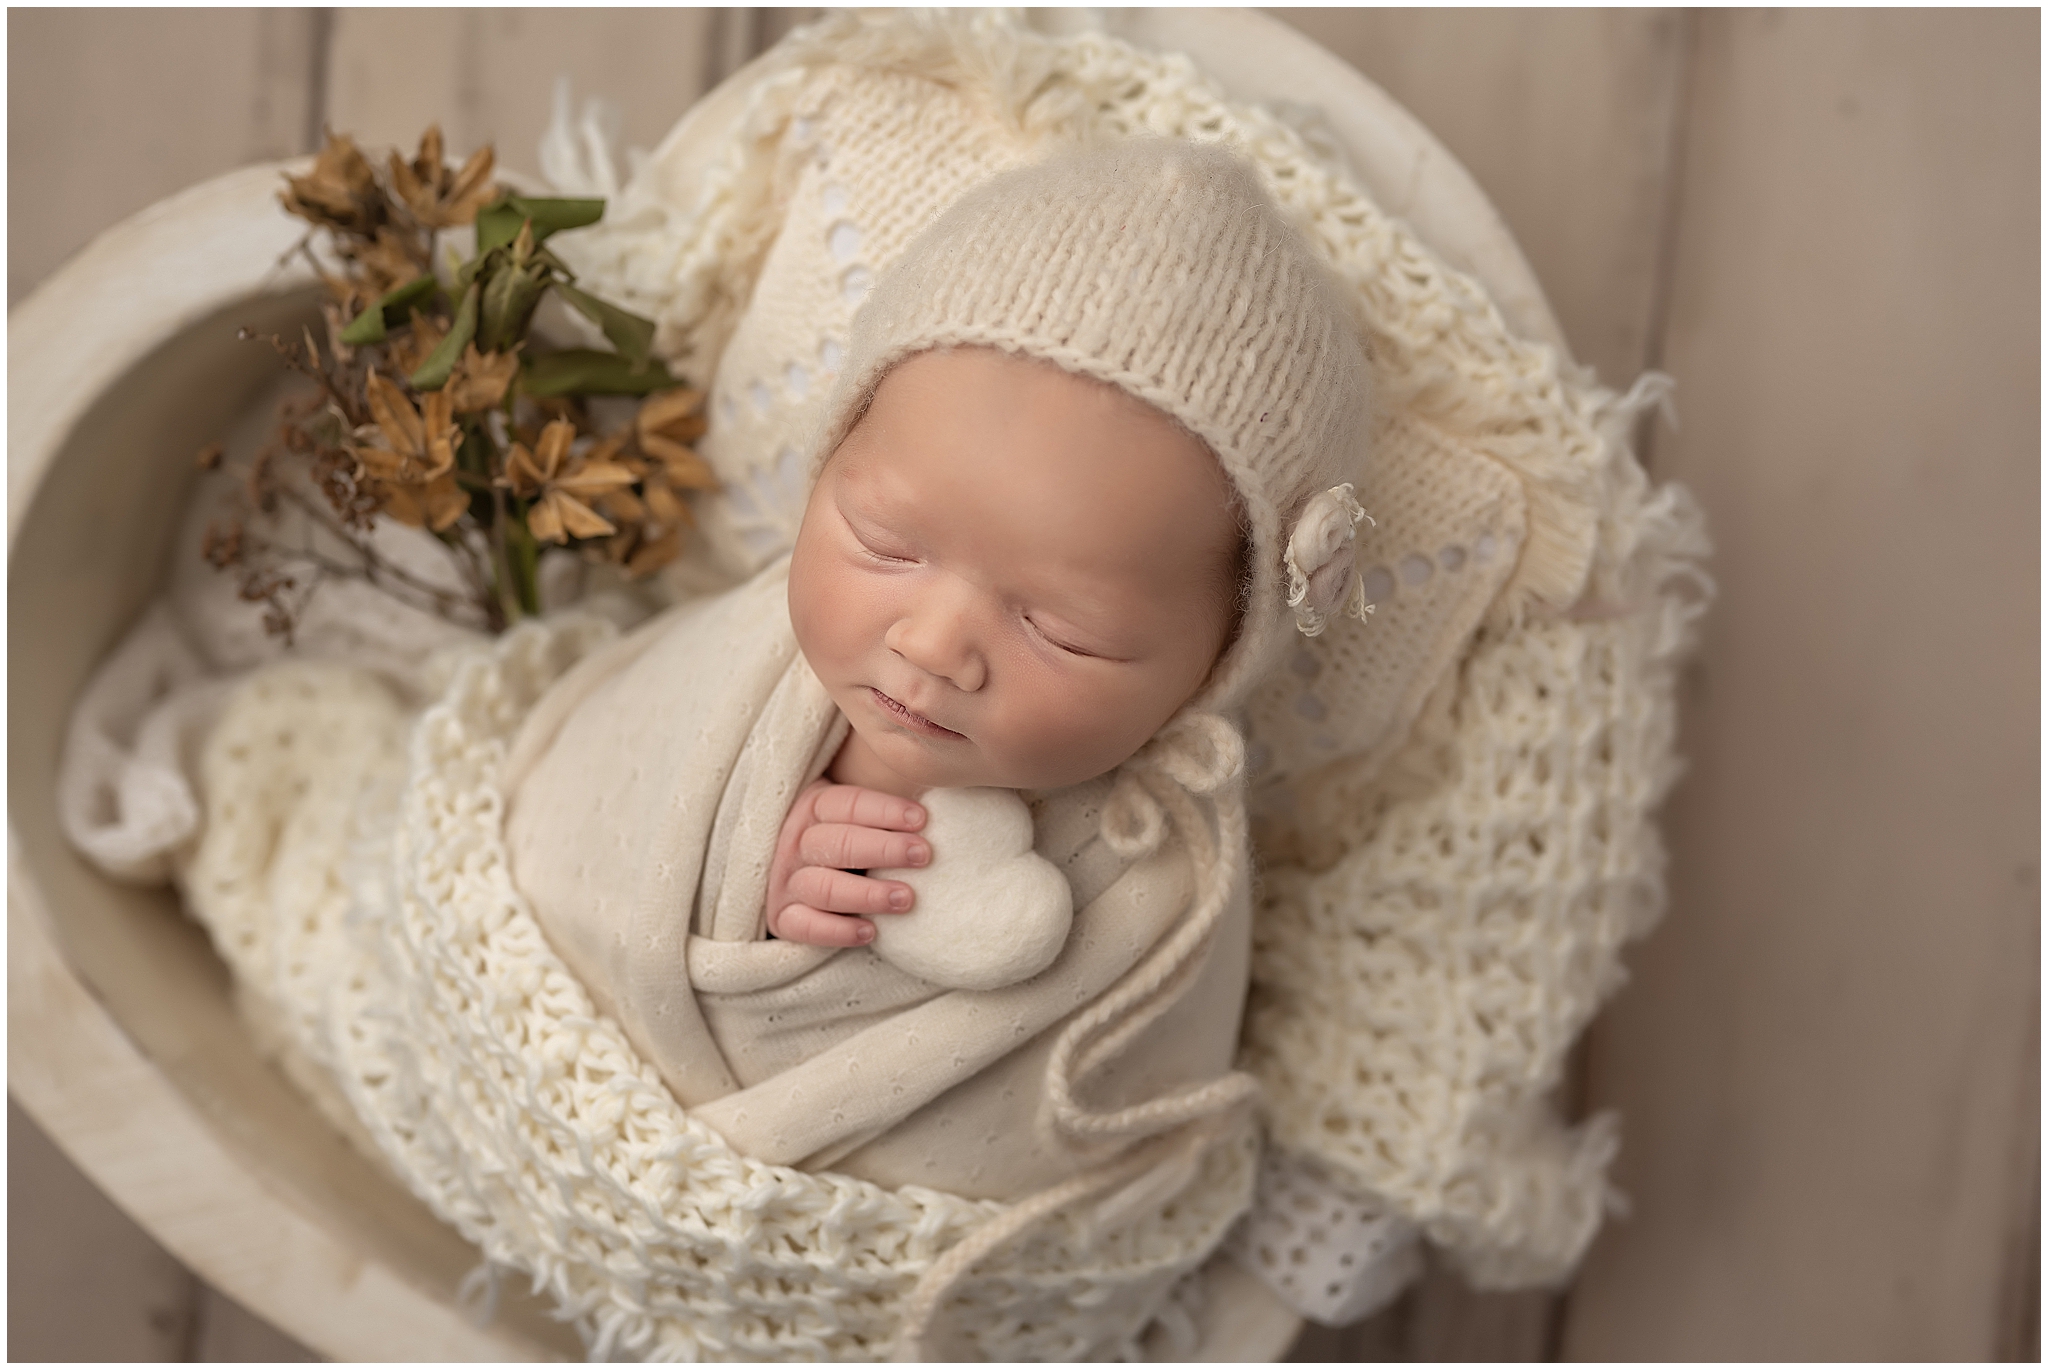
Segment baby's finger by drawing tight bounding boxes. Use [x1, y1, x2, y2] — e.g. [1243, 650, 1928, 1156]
[771, 903, 876, 948]
[800, 822, 931, 872]
[789, 865, 915, 917]
[811, 784, 926, 832]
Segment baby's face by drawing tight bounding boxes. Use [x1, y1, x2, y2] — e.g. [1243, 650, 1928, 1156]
[789, 347, 1241, 794]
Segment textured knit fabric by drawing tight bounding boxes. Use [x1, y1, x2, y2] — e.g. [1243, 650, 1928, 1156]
[182, 627, 1260, 1359]
[545, 8, 1711, 1290]
[813, 138, 1371, 720]
[55, 8, 1714, 1348]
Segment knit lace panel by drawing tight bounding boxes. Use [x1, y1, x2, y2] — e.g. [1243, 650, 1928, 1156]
[1225, 1147, 1423, 1327]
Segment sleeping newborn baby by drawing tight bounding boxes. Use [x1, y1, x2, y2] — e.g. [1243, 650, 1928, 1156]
[769, 343, 1240, 985]
[504, 138, 1370, 1203]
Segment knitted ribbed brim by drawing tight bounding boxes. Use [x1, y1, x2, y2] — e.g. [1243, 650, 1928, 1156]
[812, 137, 1371, 716]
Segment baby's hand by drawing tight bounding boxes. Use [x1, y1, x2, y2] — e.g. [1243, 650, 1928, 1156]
[765, 780, 930, 948]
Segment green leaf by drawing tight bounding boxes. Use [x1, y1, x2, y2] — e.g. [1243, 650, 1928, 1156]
[520, 348, 677, 398]
[474, 199, 526, 257]
[409, 282, 479, 391]
[553, 281, 657, 370]
[379, 272, 439, 317]
[474, 192, 605, 254]
[507, 194, 605, 240]
[339, 303, 387, 346]
[340, 273, 441, 346]
[478, 257, 553, 354]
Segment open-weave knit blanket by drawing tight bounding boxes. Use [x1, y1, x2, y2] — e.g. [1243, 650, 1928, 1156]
[539, 9, 1711, 1290]
[61, 8, 1711, 1345]
[183, 606, 1259, 1360]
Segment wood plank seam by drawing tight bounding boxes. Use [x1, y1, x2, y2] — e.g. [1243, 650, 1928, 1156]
[302, 8, 334, 154]
[1634, 9, 1699, 479]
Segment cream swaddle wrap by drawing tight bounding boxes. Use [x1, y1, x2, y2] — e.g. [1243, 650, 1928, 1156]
[177, 611, 1262, 1359]
[503, 557, 1248, 1200]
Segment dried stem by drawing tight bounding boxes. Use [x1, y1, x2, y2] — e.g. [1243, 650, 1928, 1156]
[271, 481, 478, 619]
[207, 126, 707, 643]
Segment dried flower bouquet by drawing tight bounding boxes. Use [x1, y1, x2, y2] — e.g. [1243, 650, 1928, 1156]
[202, 126, 712, 638]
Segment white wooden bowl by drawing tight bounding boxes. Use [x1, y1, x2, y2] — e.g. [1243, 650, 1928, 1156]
[7, 10, 1565, 1360]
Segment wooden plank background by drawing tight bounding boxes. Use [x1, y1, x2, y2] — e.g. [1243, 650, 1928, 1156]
[8, 8, 2037, 1361]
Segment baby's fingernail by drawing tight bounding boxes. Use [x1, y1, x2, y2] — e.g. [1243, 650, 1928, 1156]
[908, 841, 930, 865]
[904, 805, 924, 826]
[889, 888, 912, 911]
[856, 921, 876, 943]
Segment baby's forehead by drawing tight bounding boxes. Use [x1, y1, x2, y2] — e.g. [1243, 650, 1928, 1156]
[861, 347, 1227, 482]
[827, 350, 1242, 615]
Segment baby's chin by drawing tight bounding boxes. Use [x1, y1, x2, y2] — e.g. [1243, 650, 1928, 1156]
[859, 729, 1006, 792]
[858, 725, 1119, 795]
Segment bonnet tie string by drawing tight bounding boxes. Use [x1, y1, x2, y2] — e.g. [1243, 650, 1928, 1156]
[891, 711, 1262, 1358]
[1046, 710, 1261, 1141]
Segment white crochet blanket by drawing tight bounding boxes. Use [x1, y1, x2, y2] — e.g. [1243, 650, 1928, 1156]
[183, 620, 1259, 1360]
[541, 8, 1710, 1290]
[58, 7, 1711, 1347]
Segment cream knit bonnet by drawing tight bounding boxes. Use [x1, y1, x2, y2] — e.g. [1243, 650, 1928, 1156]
[811, 136, 1374, 718]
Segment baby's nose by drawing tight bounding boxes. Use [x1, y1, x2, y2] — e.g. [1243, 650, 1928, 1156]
[887, 594, 986, 692]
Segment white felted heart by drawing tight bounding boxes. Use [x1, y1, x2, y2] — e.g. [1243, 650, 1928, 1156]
[868, 787, 1074, 991]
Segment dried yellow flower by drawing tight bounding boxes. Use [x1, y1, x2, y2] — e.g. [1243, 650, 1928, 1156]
[634, 386, 716, 490]
[356, 374, 465, 531]
[388, 125, 498, 229]
[351, 228, 426, 300]
[502, 419, 636, 544]
[444, 344, 519, 414]
[638, 386, 709, 444]
[626, 528, 683, 578]
[281, 131, 384, 235]
[387, 309, 449, 378]
[383, 477, 469, 533]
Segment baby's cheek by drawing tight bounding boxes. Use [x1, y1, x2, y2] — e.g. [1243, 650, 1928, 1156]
[995, 690, 1137, 786]
[790, 562, 857, 679]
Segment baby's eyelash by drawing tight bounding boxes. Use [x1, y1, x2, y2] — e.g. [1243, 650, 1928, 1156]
[1026, 616, 1094, 657]
[847, 524, 916, 564]
[856, 542, 917, 566]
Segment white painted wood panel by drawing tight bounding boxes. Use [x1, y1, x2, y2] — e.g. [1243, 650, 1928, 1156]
[1564, 10, 2040, 1360]
[325, 8, 721, 183]
[7, 1100, 198, 1360]
[5, 8, 319, 304]
[1268, 8, 1687, 388]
